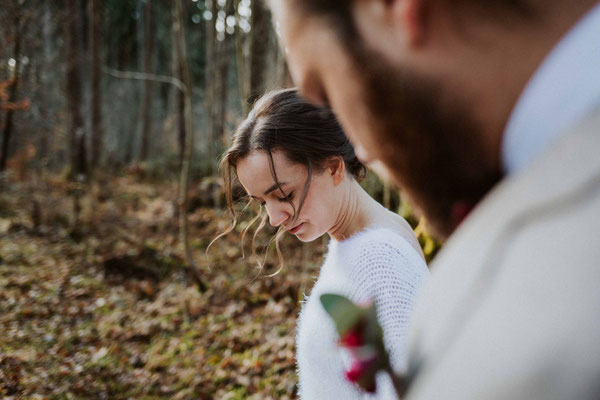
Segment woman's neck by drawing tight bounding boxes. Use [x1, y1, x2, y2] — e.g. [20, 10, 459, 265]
[328, 180, 376, 242]
[328, 179, 425, 259]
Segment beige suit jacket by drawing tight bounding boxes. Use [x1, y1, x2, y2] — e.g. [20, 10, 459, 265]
[405, 109, 600, 399]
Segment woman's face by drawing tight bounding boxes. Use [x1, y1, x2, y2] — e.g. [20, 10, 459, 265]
[236, 149, 341, 242]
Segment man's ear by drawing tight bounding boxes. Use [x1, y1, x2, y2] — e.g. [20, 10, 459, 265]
[390, 0, 428, 47]
[354, 0, 428, 49]
[326, 156, 346, 186]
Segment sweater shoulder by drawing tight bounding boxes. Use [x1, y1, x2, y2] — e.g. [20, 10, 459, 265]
[335, 226, 422, 262]
[332, 227, 429, 289]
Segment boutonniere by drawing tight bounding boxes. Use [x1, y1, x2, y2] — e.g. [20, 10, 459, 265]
[320, 293, 406, 397]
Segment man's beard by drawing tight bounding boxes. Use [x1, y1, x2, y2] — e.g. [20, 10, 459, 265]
[348, 44, 503, 239]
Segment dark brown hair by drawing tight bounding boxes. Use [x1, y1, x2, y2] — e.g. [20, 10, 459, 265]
[295, 0, 535, 18]
[213, 88, 365, 276]
[293, 0, 536, 47]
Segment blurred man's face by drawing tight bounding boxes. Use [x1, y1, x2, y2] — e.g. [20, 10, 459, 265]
[270, 3, 379, 164]
[270, 1, 502, 237]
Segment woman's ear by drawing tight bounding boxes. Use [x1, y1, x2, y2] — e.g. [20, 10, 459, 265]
[326, 156, 346, 186]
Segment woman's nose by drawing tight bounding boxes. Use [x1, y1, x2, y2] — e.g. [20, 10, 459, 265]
[265, 204, 289, 227]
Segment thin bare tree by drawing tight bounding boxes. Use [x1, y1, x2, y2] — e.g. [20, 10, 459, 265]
[234, 0, 249, 115]
[38, 2, 54, 163]
[215, 0, 235, 151]
[0, 3, 25, 172]
[205, 0, 220, 173]
[171, 3, 185, 167]
[247, 0, 270, 107]
[174, 0, 207, 291]
[89, 0, 103, 170]
[139, 0, 154, 160]
[66, 0, 87, 179]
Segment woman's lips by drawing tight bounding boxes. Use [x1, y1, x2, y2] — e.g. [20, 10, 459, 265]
[289, 222, 304, 234]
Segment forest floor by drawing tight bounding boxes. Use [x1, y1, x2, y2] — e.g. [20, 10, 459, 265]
[0, 172, 325, 400]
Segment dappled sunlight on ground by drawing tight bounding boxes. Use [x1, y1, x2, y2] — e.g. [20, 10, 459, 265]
[0, 174, 325, 399]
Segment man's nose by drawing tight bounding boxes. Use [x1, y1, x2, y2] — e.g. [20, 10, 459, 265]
[266, 204, 289, 227]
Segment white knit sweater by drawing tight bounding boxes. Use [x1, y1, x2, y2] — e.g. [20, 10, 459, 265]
[296, 227, 429, 399]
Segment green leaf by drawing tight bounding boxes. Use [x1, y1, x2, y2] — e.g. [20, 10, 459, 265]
[320, 294, 364, 335]
[363, 302, 385, 349]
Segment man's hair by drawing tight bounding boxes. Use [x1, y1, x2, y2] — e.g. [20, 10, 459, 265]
[294, 0, 536, 44]
[293, 1, 357, 41]
[296, 0, 535, 15]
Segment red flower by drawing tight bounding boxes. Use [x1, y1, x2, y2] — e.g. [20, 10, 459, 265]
[345, 358, 378, 393]
[339, 328, 364, 348]
[451, 201, 473, 225]
[345, 362, 363, 383]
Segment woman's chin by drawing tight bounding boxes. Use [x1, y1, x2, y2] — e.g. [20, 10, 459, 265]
[292, 229, 325, 243]
[291, 230, 308, 242]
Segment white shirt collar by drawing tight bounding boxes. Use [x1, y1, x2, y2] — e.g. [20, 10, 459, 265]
[502, 3, 600, 175]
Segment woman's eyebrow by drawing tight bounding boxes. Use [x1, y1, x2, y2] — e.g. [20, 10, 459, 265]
[264, 182, 287, 196]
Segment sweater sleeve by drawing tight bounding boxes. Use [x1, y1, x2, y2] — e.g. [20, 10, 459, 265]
[344, 231, 429, 387]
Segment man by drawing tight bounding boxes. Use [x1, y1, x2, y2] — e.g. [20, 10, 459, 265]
[268, 0, 600, 398]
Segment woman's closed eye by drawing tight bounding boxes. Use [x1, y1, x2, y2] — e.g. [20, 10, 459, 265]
[277, 192, 294, 202]
[252, 192, 293, 205]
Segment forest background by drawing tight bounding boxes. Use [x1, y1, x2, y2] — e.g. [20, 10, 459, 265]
[0, 1, 440, 398]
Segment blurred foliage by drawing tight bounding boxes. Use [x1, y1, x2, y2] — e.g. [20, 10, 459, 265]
[360, 171, 401, 211]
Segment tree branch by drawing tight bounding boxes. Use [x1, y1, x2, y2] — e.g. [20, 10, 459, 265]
[103, 67, 185, 93]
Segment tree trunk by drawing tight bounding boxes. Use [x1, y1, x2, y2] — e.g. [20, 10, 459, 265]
[247, 0, 270, 107]
[175, 0, 207, 292]
[215, 0, 235, 153]
[171, 4, 185, 168]
[0, 14, 22, 172]
[205, 0, 219, 173]
[139, 0, 153, 160]
[89, 0, 103, 170]
[66, 0, 87, 178]
[38, 2, 53, 163]
[234, 0, 248, 115]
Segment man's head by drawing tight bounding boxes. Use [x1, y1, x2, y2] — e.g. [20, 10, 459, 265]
[269, 0, 594, 238]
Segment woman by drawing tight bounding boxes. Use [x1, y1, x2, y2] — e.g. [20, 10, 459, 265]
[220, 89, 429, 399]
